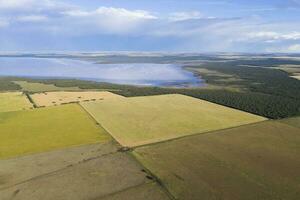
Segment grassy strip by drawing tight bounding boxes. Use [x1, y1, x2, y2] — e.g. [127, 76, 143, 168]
[24, 92, 37, 108]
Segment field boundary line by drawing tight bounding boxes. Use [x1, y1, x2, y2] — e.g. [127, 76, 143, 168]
[0, 139, 114, 161]
[128, 152, 176, 200]
[132, 119, 270, 149]
[92, 182, 169, 200]
[174, 93, 271, 119]
[78, 103, 122, 146]
[127, 152, 176, 200]
[79, 100, 269, 149]
[23, 92, 37, 108]
[0, 149, 119, 191]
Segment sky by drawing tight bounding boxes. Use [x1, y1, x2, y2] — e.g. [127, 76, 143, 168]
[0, 0, 300, 53]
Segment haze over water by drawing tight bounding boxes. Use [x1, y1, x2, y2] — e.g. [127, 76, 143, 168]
[0, 57, 203, 87]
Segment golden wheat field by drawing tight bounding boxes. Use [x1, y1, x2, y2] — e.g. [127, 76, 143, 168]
[81, 94, 267, 147]
[0, 92, 33, 113]
[31, 91, 125, 107]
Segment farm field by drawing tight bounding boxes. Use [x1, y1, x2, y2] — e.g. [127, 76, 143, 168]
[133, 121, 300, 200]
[0, 92, 33, 113]
[14, 81, 81, 92]
[0, 141, 118, 190]
[280, 116, 300, 128]
[97, 182, 170, 200]
[81, 94, 266, 147]
[31, 91, 125, 107]
[0, 150, 170, 200]
[0, 104, 110, 159]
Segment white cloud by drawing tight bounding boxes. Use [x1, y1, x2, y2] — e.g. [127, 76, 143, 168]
[246, 31, 300, 41]
[0, 0, 57, 11]
[17, 15, 48, 22]
[65, 7, 157, 20]
[0, 18, 9, 27]
[0, 0, 35, 9]
[0, 1, 300, 52]
[63, 10, 89, 17]
[0, 0, 73, 14]
[287, 44, 300, 52]
[169, 11, 203, 21]
[266, 44, 300, 53]
[62, 7, 157, 34]
[149, 16, 241, 38]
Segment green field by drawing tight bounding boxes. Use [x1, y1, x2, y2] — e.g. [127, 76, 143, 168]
[0, 92, 33, 113]
[14, 81, 81, 92]
[134, 121, 300, 200]
[81, 94, 266, 147]
[0, 104, 110, 159]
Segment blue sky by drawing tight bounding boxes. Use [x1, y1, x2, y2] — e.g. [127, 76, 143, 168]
[0, 0, 300, 52]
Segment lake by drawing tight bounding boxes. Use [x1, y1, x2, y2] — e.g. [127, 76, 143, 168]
[0, 57, 203, 87]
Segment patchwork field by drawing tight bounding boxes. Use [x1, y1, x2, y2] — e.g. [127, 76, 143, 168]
[81, 94, 266, 147]
[0, 92, 33, 113]
[0, 145, 170, 200]
[280, 116, 300, 128]
[134, 121, 300, 200]
[31, 91, 125, 107]
[0, 104, 110, 159]
[14, 81, 81, 92]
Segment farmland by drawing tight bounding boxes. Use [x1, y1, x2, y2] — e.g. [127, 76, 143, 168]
[1, 53, 300, 199]
[0, 92, 33, 112]
[0, 104, 110, 159]
[134, 121, 300, 200]
[31, 91, 125, 107]
[0, 142, 118, 190]
[280, 116, 300, 128]
[14, 81, 81, 93]
[2, 68, 300, 118]
[81, 94, 266, 147]
[0, 143, 170, 200]
[97, 183, 170, 200]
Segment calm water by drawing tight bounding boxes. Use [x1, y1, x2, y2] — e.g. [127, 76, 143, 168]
[0, 57, 203, 87]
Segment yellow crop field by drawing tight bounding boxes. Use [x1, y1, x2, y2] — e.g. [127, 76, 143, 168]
[81, 94, 266, 147]
[0, 92, 33, 113]
[0, 104, 110, 159]
[31, 91, 125, 107]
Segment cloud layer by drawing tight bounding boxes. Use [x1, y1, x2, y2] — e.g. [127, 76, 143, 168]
[0, 0, 300, 52]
